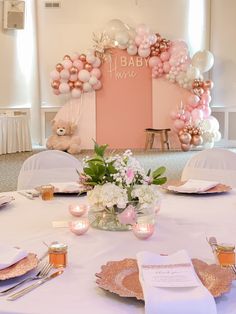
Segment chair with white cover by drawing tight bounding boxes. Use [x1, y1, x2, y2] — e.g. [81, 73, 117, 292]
[181, 148, 236, 187]
[17, 150, 82, 190]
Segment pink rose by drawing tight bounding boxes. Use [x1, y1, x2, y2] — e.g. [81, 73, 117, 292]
[118, 205, 137, 225]
[126, 168, 135, 184]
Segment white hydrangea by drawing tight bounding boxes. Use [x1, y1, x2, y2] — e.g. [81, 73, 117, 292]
[131, 185, 159, 206]
[87, 183, 128, 210]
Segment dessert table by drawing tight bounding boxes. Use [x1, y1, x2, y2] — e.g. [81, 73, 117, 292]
[0, 115, 32, 155]
[0, 189, 236, 313]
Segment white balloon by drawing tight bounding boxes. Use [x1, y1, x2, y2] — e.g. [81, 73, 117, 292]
[191, 50, 214, 73]
[83, 82, 92, 92]
[186, 65, 200, 80]
[214, 130, 221, 142]
[105, 19, 126, 39]
[92, 57, 101, 68]
[60, 69, 70, 80]
[71, 88, 82, 98]
[89, 76, 98, 86]
[78, 69, 90, 82]
[115, 31, 129, 45]
[138, 47, 150, 58]
[127, 45, 138, 55]
[50, 70, 60, 80]
[86, 54, 96, 64]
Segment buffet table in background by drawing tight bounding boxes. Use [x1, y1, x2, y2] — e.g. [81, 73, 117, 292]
[0, 190, 236, 313]
[0, 115, 32, 155]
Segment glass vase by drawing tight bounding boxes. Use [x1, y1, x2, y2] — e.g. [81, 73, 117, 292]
[88, 210, 132, 231]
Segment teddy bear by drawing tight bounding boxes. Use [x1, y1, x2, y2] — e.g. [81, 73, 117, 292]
[46, 119, 81, 154]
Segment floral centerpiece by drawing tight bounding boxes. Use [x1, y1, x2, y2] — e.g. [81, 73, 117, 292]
[79, 143, 167, 231]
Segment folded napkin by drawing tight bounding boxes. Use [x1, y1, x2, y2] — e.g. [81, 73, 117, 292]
[168, 179, 218, 193]
[0, 195, 14, 207]
[50, 182, 81, 193]
[137, 250, 217, 314]
[0, 245, 28, 270]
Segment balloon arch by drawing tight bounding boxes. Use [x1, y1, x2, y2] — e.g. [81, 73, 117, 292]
[50, 19, 221, 151]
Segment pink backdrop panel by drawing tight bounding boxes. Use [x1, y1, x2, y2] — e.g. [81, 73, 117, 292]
[152, 78, 192, 149]
[96, 49, 152, 149]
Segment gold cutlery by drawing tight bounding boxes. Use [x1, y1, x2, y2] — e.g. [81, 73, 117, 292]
[7, 269, 63, 301]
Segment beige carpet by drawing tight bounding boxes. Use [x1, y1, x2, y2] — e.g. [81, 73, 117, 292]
[0, 148, 203, 192]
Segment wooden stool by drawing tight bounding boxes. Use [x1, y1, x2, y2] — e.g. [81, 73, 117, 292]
[145, 128, 171, 151]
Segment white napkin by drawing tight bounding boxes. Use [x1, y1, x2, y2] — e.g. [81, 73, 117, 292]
[50, 182, 81, 193]
[168, 179, 219, 193]
[137, 250, 217, 314]
[0, 245, 28, 270]
[0, 195, 14, 207]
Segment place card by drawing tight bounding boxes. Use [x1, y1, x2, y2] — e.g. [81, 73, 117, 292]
[141, 262, 200, 288]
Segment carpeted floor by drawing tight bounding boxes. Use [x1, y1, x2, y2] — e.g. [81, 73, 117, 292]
[0, 148, 204, 192]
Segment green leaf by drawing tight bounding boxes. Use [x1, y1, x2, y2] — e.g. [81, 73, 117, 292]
[93, 141, 108, 157]
[152, 166, 166, 179]
[152, 177, 167, 185]
[146, 169, 151, 176]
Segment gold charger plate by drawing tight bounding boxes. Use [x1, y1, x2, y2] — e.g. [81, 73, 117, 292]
[0, 253, 38, 280]
[162, 181, 231, 194]
[96, 258, 235, 300]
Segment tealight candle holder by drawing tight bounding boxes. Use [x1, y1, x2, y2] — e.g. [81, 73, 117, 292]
[68, 203, 88, 217]
[132, 223, 155, 240]
[69, 218, 90, 235]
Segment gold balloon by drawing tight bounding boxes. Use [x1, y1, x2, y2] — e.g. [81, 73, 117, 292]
[56, 63, 64, 72]
[69, 66, 78, 74]
[68, 81, 74, 90]
[85, 63, 93, 71]
[51, 80, 60, 89]
[63, 55, 71, 60]
[79, 54, 86, 62]
[178, 130, 184, 136]
[181, 143, 191, 152]
[179, 133, 191, 144]
[203, 80, 214, 90]
[191, 135, 203, 146]
[74, 80, 82, 88]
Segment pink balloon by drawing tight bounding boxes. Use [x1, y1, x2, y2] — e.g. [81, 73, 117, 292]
[69, 74, 78, 82]
[73, 60, 84, 70]
[92, 57, 101, 68]
[138, 47, 151, 58]
[62, 60, 73, 69]
[188, 94, 200, 105]
[135, 35, 143, 46]
[71, 88, 82, 98]
[180, 115, 186, 121]
[170, 111, 177, 120]
[148, 56, 161, 68]
[201, 93, 211, 104]
[93, 80, 102, 90]
[59, 83, 70, 94]
[60, 69, 70, 80]
[163, 62, 171, 73]
[160, 51, 170, 62]
[184, 111, 191, 121]
[203, 107, 212, 118]
[71, 53, 79, 61]
[50, 70, 60, 80]
[91, 68, 101, 79]
[53, 89, 60, 95]
[191, 108, 203, 121]
[173, 119, 185, 130]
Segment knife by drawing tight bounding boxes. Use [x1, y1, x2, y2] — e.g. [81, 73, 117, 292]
[7, 270, 64, 301]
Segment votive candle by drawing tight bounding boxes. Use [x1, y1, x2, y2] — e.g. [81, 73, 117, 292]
[69, 218, 90, 235]
[69, 203, 88, 217]
[132, 223, 155, 240]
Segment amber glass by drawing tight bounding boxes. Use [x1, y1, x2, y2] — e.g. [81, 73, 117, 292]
[41, 185, 54, 201]
[216, 244, 235, 266]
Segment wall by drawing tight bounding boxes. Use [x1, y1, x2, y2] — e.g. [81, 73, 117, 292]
[0, 0, 211, 148]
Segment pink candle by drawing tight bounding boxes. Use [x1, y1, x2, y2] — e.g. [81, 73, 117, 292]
[132, 223, 155, 240]
[69, 203, 88, 217]
[69, 218, 90, 235]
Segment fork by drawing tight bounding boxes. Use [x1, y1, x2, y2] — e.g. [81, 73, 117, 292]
[0, 262, 53, 295]
[230, 265, 236, 274]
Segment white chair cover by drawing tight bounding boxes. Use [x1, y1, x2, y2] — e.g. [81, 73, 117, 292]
[17, 150, 82, 190]
[181, 148, 236, 187]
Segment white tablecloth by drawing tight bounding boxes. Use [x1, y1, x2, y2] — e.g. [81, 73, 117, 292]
[0, 190, 236, 314]
[0, 116, 32, 154]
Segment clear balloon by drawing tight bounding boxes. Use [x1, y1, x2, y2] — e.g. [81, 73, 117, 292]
[105, 19, 126, 39]
[191, 50, 214, 73]
[115, 31, 129, 46]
